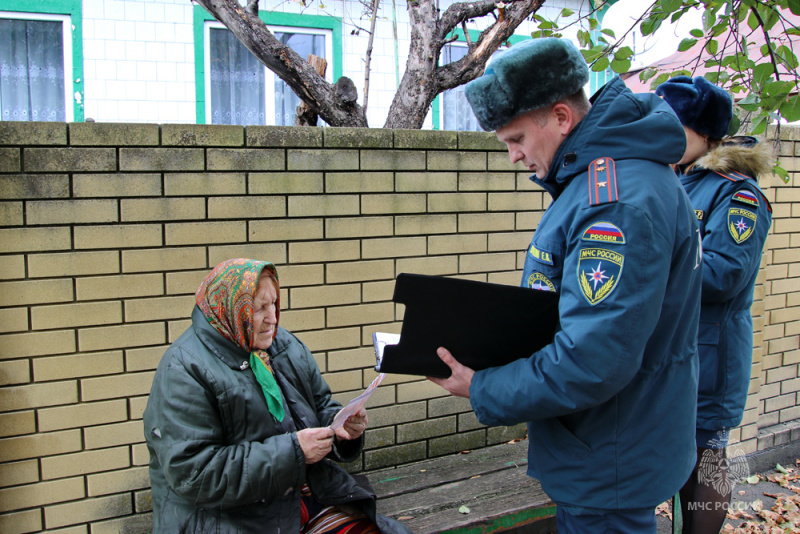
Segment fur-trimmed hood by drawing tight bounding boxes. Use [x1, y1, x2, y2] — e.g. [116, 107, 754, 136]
[695, 137, 775, 179]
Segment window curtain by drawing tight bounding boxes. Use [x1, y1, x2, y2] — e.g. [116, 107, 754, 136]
[441, 44, 481, 132]
[273, 32, 325, 126]
[0, 18, 66, 122]
[209, 28, 266, 125]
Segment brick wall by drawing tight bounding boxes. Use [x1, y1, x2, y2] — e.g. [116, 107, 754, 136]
[0, 121, 797, 533]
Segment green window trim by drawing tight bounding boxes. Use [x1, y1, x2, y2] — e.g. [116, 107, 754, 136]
[193, 4, 343, 125]
[431, 30, 528, 131]
[0, 0, 84, 122]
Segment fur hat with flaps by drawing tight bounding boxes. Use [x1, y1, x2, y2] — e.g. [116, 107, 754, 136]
[465, 38, 590, 132]
[655, 75, 733, 140]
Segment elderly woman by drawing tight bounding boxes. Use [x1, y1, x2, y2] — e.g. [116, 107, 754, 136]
[143, 258, 412, 534]
[657, 77, 773, 534]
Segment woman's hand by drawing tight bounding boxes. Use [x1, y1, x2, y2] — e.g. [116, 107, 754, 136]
[334, 408, 368, 441]
[297, 427, 335, 464]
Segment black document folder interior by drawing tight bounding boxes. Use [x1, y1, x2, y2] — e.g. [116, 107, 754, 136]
[377, 273, 559, 378]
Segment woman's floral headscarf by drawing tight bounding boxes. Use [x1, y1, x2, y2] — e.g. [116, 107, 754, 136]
[196, 258, 285, 421]
[195, 258, 280, 350]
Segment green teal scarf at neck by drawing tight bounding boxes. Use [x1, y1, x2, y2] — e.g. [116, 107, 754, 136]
[250, 352, 285, 422]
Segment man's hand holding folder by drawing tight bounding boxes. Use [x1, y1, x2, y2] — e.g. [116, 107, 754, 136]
[427, 347, 474, 398]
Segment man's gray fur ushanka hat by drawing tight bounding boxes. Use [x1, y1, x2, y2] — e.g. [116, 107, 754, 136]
[465, 38, 590, 132]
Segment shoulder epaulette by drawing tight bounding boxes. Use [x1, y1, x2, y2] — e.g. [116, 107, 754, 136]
[714, 170, 749, 183]
[588, 157, 618, 206]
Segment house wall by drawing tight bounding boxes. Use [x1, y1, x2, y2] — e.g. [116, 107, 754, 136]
[75, 0, 582, 127]
[0, 121, 797, 532]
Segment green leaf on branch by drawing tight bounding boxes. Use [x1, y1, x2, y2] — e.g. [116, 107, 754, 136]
[706, 39, 718, 55]
[661, 0, 683, 13]
[703, 9, 717, 31]
[773, 164, 790, 184]
[640, 68, 658, 82]
[560, 8, 574, 17]
[779, 94, 800, 123]
[592, 56, 610, 72]
[611, 58, 632, 73]
[601, 28, 616, 38]
[753, 63, 775, 86]
[750, 115, 768, 135]
[690, 29, 704, 38]
[678, 38, 698, 51]
[790, 0, 800, 15]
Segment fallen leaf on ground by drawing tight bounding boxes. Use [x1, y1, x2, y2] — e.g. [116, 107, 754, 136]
[458, 505, 470, 514]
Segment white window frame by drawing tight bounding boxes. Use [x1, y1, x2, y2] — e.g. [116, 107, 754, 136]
[203, 20, 333, 126]
[0, 10, 74, 122]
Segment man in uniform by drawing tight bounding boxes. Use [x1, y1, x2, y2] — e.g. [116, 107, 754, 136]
[428, 38, 702, 533]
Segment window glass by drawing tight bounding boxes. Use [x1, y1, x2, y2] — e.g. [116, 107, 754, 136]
[207, 26, 327, 126]
[0, 17, 66, 121]
[441, 44, 481, 132]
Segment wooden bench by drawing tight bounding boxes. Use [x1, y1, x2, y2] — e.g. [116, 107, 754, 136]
[366, 438, 557, 534]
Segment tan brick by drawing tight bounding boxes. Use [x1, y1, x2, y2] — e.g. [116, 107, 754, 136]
[395, 172, 456, 192]
[287, 149, 358, 171]
[38, 399, 128, 432]
[31, 301, 122, 330]
[0, 278, 73, 307]
[773, 248, 800, 264]
[164, 172, 246, 196]
[0, 411, 35, 437]
[24, 147, 116, 172]
[26, 199, 118, 225]
[0, 460, 38, 488]
[70, 122, 159, 146]
[395, 214, 457, 235]
[0, 509, 41, 534]
[326, 260, 395, 284]
[87, 466, 150, 497]
[119, 148, 204, 171]
[769, 335, 800, 353]
[121, 247, 206, 274]
[458, 171, 516, 191]
[396, 256, 459, 276]
[269, 264, 321, 288]
[327, 303, 394, 328]
[288, 195, 359, 217]
[28, 251, 119, 278]
[397, 416, 456, 443]
[81, 371, 155, 403]
[86, 513, 153, 534]
[249, 218, 323, 241]
[125, 295, 195, 322]
[460, 252, 517, 273]
[207, 243, 287, 268]
[397, 379, 449, 403]
[0, 308, 28, 334]
[249, 172, 323, 194]
[207, 148, 284, 171]
[74, 224, 162, 249]
[294, 327, 361, 354]
[766, 365, 798, 383]
[322, 369, 364, 394]
[327, 347, 375, 372]
[0, 227, 71, 253]
[0, 174, 69, 200]
[325, 216, 393, 239]
[165, 269, 208, 295]
[208, 196, 285, 219]
[369, 400, 426, 428]
[459, 212, 516, 233]
[76, 273, 163, 301]
[290, 283, 361, 309]
[429, 234, 486, 255]
[45, 493, 132, 530]
[33, 351, 124, 382]
[428, 395, 473, 417]
[361, 193, 426, 215]
[324, 127, 393, 149]
[361, 150, 425, 171]
[165, 221, 246, 245]
[361, 282, 395, 304]
[0, 119, 66, 145]
[78, 323, 165, 352]
[394, 130, 456, 150]
[362, 237, 426, 259]
[487, 151, 528, 172]
[0, 330, 76, 359]
[364, 442, 426, 470]
[162, 124, 243, 146]
[0, 254, 25, 279]
[488, 192, 545, 211]
[427, 150, 486, 172]
[326, 172, 394, 193]
[0, 379, 78, 411]
[168, 318, 192, 342]
[84, 420, 148, 449]
[458, 131, 504, 151]
[41, 446, 130, 481]
[289, 240, 360, 264]
[74, 173, 162, 198]
[121, 197, 205, 221]
[489, 231, 533, 252]
[0, 430, 82, 462]
[129, 395, 149, 420]
[0, 201, 23, 225]
[132, 443, 150, 466]
[280, 309, 325, 332]
[126, 345, 168, 372]
[0, 358, 30, 387]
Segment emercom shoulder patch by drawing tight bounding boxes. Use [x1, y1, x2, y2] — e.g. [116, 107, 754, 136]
[728, 207, 757, 244]
[588, 157, 619, 206]
[578, 247, 624, 306]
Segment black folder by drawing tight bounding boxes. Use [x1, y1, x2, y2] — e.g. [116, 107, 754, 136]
[376, 273, 559, 378]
